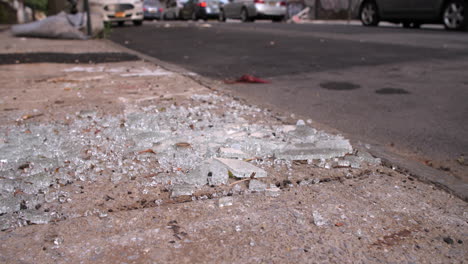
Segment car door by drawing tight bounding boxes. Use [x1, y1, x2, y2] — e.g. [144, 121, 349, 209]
[165, 0, 177, 19]
[180, 0, 193, 19]
[377, 0, 412, 18]
[224, 0, 236, 17]
[231, 0, 244, 18]
[411, 0, 442, 19]
[224, 0, 236, 18]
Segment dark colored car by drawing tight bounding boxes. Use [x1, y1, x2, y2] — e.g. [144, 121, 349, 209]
[143, 0, 164, 20]
[358, 0, 467, 30]
[179, 0, 220, 20]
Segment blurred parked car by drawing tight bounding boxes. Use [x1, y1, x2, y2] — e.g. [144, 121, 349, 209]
[96, 0, 144, 26]
[179, 0, 207, 20]
[143, 0, 164, 20]
[163, 0, 189, 19]
[219, 0, 286, 22]
[179, 0, 221, 20]
[358, 0, 467, 31]
[204, 0, 223, 18]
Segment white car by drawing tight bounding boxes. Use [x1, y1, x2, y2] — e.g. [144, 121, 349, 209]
[219, 0, 286, 22]
[93, 0, 144, 26]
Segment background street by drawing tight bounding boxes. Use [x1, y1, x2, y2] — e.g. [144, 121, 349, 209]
[110, 22, 468, 173]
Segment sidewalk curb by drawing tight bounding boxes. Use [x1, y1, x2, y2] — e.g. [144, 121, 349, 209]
[102, 39, 223, 92]
[0, 25, 11, 32]
[101, 38, 468, 202]
[361, 143, 468, 202]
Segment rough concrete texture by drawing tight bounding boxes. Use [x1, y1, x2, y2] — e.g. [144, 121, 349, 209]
[0, 32, 466, 263]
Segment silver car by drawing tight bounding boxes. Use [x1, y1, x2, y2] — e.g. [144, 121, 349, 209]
[219, 0, 287, 22]
[163, 0, 189, 19]
[205, 0, 222, 18]
[358, 0, 467, 31]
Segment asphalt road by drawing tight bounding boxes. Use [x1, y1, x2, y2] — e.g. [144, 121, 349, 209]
[109, 21, 468, 166]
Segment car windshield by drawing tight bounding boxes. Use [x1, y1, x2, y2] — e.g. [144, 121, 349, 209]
[144, 0, 161, 4]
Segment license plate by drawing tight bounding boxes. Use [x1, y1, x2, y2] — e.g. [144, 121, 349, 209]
[115, 12, 125, 18]
[269, 2, 276, 6]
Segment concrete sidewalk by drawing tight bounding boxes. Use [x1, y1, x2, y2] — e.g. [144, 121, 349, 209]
[0, 31, 466, 263]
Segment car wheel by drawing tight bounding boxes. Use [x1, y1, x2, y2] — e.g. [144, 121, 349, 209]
[219, 9, 226, 22]
[443, 0, 467, 30]
[133, 20, 143, 26]
[240, 8, 250, 22]
[360, 1, 379, 26]
[117, 21, 125, 26]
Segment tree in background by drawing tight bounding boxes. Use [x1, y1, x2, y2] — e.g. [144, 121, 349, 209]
[25, 0, 48, 19]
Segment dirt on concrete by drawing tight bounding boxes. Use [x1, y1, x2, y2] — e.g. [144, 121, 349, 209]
[0, 31, 466, 264]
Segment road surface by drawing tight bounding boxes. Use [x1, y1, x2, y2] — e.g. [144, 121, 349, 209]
[109, 21, 468, 179]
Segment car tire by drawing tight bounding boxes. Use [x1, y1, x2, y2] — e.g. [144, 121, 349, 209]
[219, 10, 226, 22]
[442, 0, 467, 31]
[360, 1, 379, 26]
[240, 8, 250, 22]
[133, 20, 143, 26]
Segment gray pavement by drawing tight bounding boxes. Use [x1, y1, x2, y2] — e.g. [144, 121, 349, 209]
[1, 27, 467, 263]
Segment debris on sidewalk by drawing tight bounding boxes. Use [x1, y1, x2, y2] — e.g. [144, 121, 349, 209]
[312, 210, 328, 227]
[63, 66, 173, 77]
[171, 184, 195, 198]
[0, 88, 368, 230]
[216, 158, 267, 178]
[0, 57, 467, 264]
[248, 179, 267, 192]
[1, 25, 467, 263]
[289, 7, 310, 24]
[224, 74, 270, 84]
[218, 196, 233, 207]
[219, 147, 248, 159]
[11, 12, 102, 40]
[265, 184, 281, 197]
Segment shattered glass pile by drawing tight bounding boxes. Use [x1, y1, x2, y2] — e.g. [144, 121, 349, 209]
[0, 93, 378, 230]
